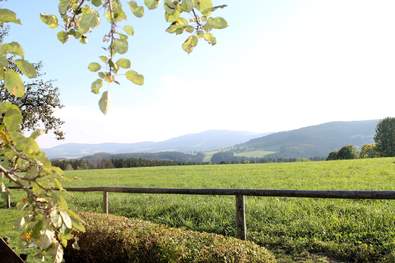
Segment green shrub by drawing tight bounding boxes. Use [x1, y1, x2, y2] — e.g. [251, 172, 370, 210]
[360, 144, 380, 158]
[336, 145, 359, 160]
[326, 151, 338, 160]
[64, 212, 276, 263]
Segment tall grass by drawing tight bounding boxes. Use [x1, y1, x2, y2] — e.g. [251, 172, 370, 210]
[2, 158, 395, 262]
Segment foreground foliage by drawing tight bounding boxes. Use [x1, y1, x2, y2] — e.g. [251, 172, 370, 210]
[0, 1, 227, 261]
[63, 212, 276, 263]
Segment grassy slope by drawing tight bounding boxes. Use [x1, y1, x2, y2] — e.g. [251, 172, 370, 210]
[1, 158, 395, 262]
[233, 150, 275, 158]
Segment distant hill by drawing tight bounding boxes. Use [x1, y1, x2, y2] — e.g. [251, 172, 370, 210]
[45, 130, 264, 159]
[234, 120, 379, 159]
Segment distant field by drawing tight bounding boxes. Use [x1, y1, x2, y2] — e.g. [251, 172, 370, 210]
[202, 150, 218, 162]
[203, 149, 274, 161]
[234, 150, 274, 158]
[2, 158, 395, 262]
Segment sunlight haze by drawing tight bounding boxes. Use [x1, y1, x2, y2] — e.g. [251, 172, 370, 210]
[4, 0, 395, 147]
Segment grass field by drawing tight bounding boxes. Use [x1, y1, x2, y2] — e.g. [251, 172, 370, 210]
[1, 158, 395, 262]
[233, 150, 274, 158]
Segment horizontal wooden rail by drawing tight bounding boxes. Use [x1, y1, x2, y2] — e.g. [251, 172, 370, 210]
[6, 186, 395, 240]
[8, 186, 395, 199]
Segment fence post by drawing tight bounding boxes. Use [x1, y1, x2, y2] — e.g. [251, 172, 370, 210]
[6, 192, 11, 209]
[235, 194, 246, 240]
[103, 191, 109, 214]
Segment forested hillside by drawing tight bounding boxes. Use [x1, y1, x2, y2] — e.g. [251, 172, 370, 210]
[234, 120, 378, 158]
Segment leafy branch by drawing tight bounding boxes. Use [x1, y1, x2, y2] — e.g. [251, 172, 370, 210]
[0, 1, 227, 262]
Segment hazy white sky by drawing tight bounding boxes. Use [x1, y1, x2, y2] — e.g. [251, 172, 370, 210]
[5, 1, 395, 147]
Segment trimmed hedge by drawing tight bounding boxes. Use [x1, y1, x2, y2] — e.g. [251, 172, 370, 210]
[64, 212, 276, 263]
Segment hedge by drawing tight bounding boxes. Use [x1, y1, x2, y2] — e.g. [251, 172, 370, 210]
[64, 212, 276, 263]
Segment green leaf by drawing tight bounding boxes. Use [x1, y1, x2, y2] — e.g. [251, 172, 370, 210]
[67, 209, 86, 232]
[203, 32, 216, 45]
[98, 91, 109, 114]
[193, 0, 212, 15]
[78, 9, 100, 34]
[165, 6, 181, 23]
[113, 39, 128, 54]
[128, 1, 144, 18]
[1, 102, 22, 131]
[166, 18, 189, 34]
[0, 42, 24, 57]
[31, 219, 44, 239]
[4, 70, 24, 97]
[88, 62, 101, 72]
[91, 79, 103, 94]
[185, 25, 194, 33]
[58, 0, 69, 15]
[15, 59, 37, 78]
[144, 0, 159, 10]
[182, 35, 198, 53]
[0, 56, 8, 67]
[99, 56, 108, 63]
[92, 0, 103, 7]
[0, 9, 21, 24]
[118, 33, 128, 40]
[126, 70, 144, 85]
[107, 0, 127, 22]
[207, 17, 228, 29]
[54, 179, 64, 191]
[123, 25, 134, 36]
[181, 0, 193, 12]
[30, 129, 44, 140]
[116, 58, 131, 69]
[57, 31, 69, 44]
[40, 13, 58, 29]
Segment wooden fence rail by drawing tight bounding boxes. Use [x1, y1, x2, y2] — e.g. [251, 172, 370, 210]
[6, 186, 395, 240]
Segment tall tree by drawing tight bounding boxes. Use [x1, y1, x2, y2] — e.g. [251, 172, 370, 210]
[0, 25, 65, 140]
[374, 117, 395, 157]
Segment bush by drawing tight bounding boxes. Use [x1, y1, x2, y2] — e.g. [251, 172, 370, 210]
[326, 151, 338, 160]
[64, 212, 276, 263]
[336, 145, 359, 160]
[360, 144, 379, 158]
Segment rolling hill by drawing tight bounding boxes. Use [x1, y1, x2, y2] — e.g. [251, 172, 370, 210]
[233, 120, 378, 159]
[45, 130, 264, 159]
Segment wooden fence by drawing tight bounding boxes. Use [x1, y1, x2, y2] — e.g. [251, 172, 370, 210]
[6, 187, 395, 240]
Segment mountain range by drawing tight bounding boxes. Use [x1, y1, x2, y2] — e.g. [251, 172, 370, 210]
[45, 130, 265, 159]
[45, 120, 379, 160]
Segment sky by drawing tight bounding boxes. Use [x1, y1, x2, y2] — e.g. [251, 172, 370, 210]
[3, 0, 395, 148]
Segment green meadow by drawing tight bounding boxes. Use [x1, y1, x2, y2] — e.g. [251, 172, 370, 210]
[1, 158, 395, 262]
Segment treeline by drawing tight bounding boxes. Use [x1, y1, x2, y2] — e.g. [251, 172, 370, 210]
[52, 157, 205, 170]
[52, 151, 206, 170]
[52, 152, 326, 170]
[327, 117, 395, 160]
[210, 151, 323, 164]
